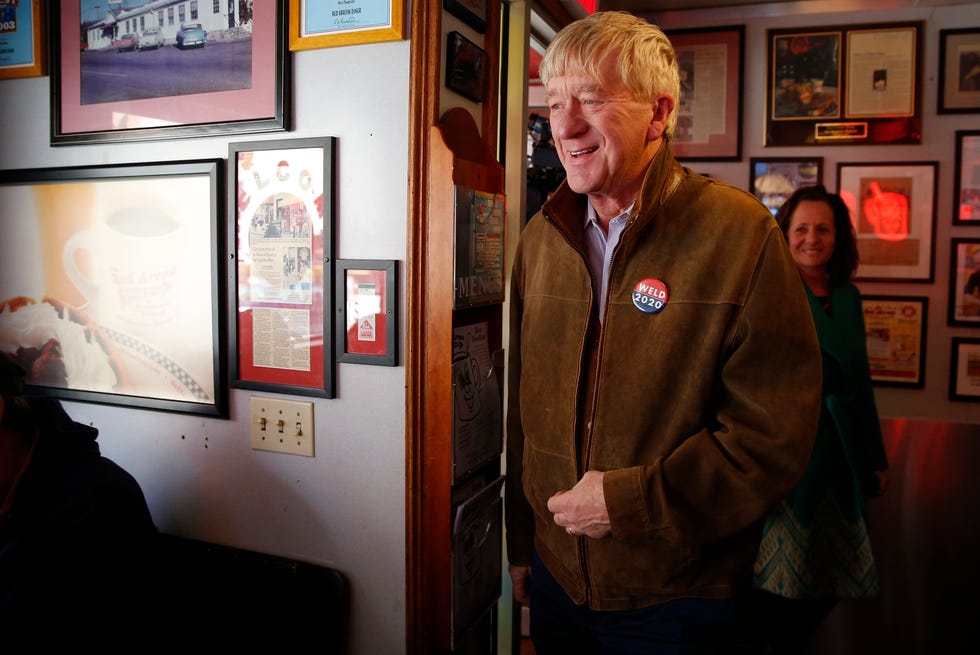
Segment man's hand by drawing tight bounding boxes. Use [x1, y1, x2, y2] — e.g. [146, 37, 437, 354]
[509, 564, 531, 606]
[546, 470, 611, 539]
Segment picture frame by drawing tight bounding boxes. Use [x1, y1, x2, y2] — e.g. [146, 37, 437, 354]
[949, 337, 980, 401]
[862, 295, 928, 388]
[954, 130, 980, 224]
[837, 161, 937, 282]
[0, 0, 46, 80]
[446, 31, 488, 102]
[938, 27, 980, 114]
[749, 157, 824, 216]
[50, 1, 289, 145]
[0, 160, 227, 416]
[948, 237, 980, 327]
[666, 25, 744, 161]
[444, 0, 487, 34]
[335, 259, 397, 367]
[766, 22, 922, 146]
[229, 137, 336, 398]
[289, 0, 405, 51]
[452, 185, 506, 309]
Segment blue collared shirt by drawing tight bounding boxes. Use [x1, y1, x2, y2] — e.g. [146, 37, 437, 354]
[584, 202, 633, 322]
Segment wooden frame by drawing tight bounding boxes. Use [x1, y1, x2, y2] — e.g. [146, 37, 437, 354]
[666, 25, 744, 161]
[766, 21, 922, 146]
[335, 259, 397, 366]
[938, 27, 980, 114]
[444, 0, 487, 34]
[0, 0, 46, 79]
[950, 337, 980, 401]
[229, 137, 336, 398]
[948, 238, 980, 327]
[837, 161, 937, 282]
[862, 295, 928, 388]
[289, 0, 405, 51]
[749, 157, 823, 215]
[445, 31, 488, 102]
[954, 130, 980, 225]
[0, 160, 226, 416]
[51, 1, 289, 145]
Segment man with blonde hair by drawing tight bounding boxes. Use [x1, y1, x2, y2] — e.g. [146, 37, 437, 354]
[505, 12, 822, 652]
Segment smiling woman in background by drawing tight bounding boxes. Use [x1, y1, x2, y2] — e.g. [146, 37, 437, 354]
[751, 185, 890, 654]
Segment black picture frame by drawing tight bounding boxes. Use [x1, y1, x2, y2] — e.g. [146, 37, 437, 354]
[0, 159, 227, 416]
[444, 0, 487, 34]
[949, 237, 980, 327]
[748, 157, 823, 215]
[50, 0, 290, 145]
[938, 27, 980, 114]
[954, 130, 980, 225]
[335, 259, 398, 367]
[950, 337, 980, 401]
[446, 30, 488, 102]
[228, 137, 336, 398]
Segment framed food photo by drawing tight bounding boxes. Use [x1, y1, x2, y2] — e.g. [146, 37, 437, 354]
[837, 161, 938, 282]
[949, 238, 980, 327]
[289, 0, 405, 51]
[862, 296, 928, 388]
[51, 1, 289, 145]
[938, 27, 980, 114]
[749, 157, 823, 215]
[666, 25, 744, 161]
[229, 137, 336, 398]
[335, 259, 397, 366]
[0, 0, 46, 80]
[954, 130, 980, 225]
[950, 338, 980, 402]
[0, 160, 227, 416]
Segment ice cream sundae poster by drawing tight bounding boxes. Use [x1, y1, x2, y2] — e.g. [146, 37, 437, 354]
[0, 160, 224, 415]
[231, 138, 334, 398]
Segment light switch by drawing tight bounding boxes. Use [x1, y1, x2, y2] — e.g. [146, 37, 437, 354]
[250, 396, 315, 457]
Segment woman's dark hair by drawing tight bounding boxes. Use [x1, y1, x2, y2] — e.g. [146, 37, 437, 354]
[775, 184, 859, 286]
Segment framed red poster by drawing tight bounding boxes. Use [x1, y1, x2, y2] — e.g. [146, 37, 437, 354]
[335, 259, 397, 366]
[229, 137, 335, 397]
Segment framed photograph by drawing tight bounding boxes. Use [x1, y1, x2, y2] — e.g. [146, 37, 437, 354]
[950, 337, 980, 401]
[51, 1, 289, 145]
[749, 157, 823, 216]
[289, 0, 405, 51]
[444, 0, 487, 34]
[949, 238, 980, 327]
[938, 28, 980, 113]
[0, 0, 46, 79]
[666, 25, 744, 161]
[766, 22, 922, 146]
[837, 161, 937, 282]
[335, 259, 397, 366]
[862, 296, 928, 388]
[229, 137, 336, 398]
[954, 130, 980, 224]
[0, 160, 226, 416]
[445, 31, 488, 102]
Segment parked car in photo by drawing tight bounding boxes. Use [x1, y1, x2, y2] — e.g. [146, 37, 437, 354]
[176, 23, 207, 49]
[138, 27, 164, 50]
[116, 33, 138, 52]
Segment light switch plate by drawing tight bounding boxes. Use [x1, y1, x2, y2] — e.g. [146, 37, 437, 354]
[250, 396, 315, 457]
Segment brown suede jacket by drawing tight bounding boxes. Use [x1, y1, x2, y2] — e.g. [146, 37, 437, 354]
[505, 144, 822, 610]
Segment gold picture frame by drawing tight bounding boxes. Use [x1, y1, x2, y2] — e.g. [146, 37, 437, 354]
[289, 0, 405, 51]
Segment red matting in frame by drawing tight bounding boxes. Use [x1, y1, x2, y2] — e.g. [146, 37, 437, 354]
[56, 3, 280, 135]
[343, 267, 389, 357]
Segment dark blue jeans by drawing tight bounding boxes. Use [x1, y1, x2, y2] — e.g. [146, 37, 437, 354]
[530, 553, 738, 655]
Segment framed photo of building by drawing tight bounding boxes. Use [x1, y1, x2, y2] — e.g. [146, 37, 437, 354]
[862, 295, 927, 388]
[837, 161, 937, 282]
[0, 160, 226, 416]
[229, 137, 336, 398]
[51, 1, 289, 145]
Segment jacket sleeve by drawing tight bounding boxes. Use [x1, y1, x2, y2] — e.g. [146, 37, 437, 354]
[603, 227, 823, 546]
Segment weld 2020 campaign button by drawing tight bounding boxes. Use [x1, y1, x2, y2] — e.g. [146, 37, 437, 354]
[632, 278, 668, 314]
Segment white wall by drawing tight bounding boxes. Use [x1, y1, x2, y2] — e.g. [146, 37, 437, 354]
[0, 30, 410, 655]
[643, 0, 980, 425]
